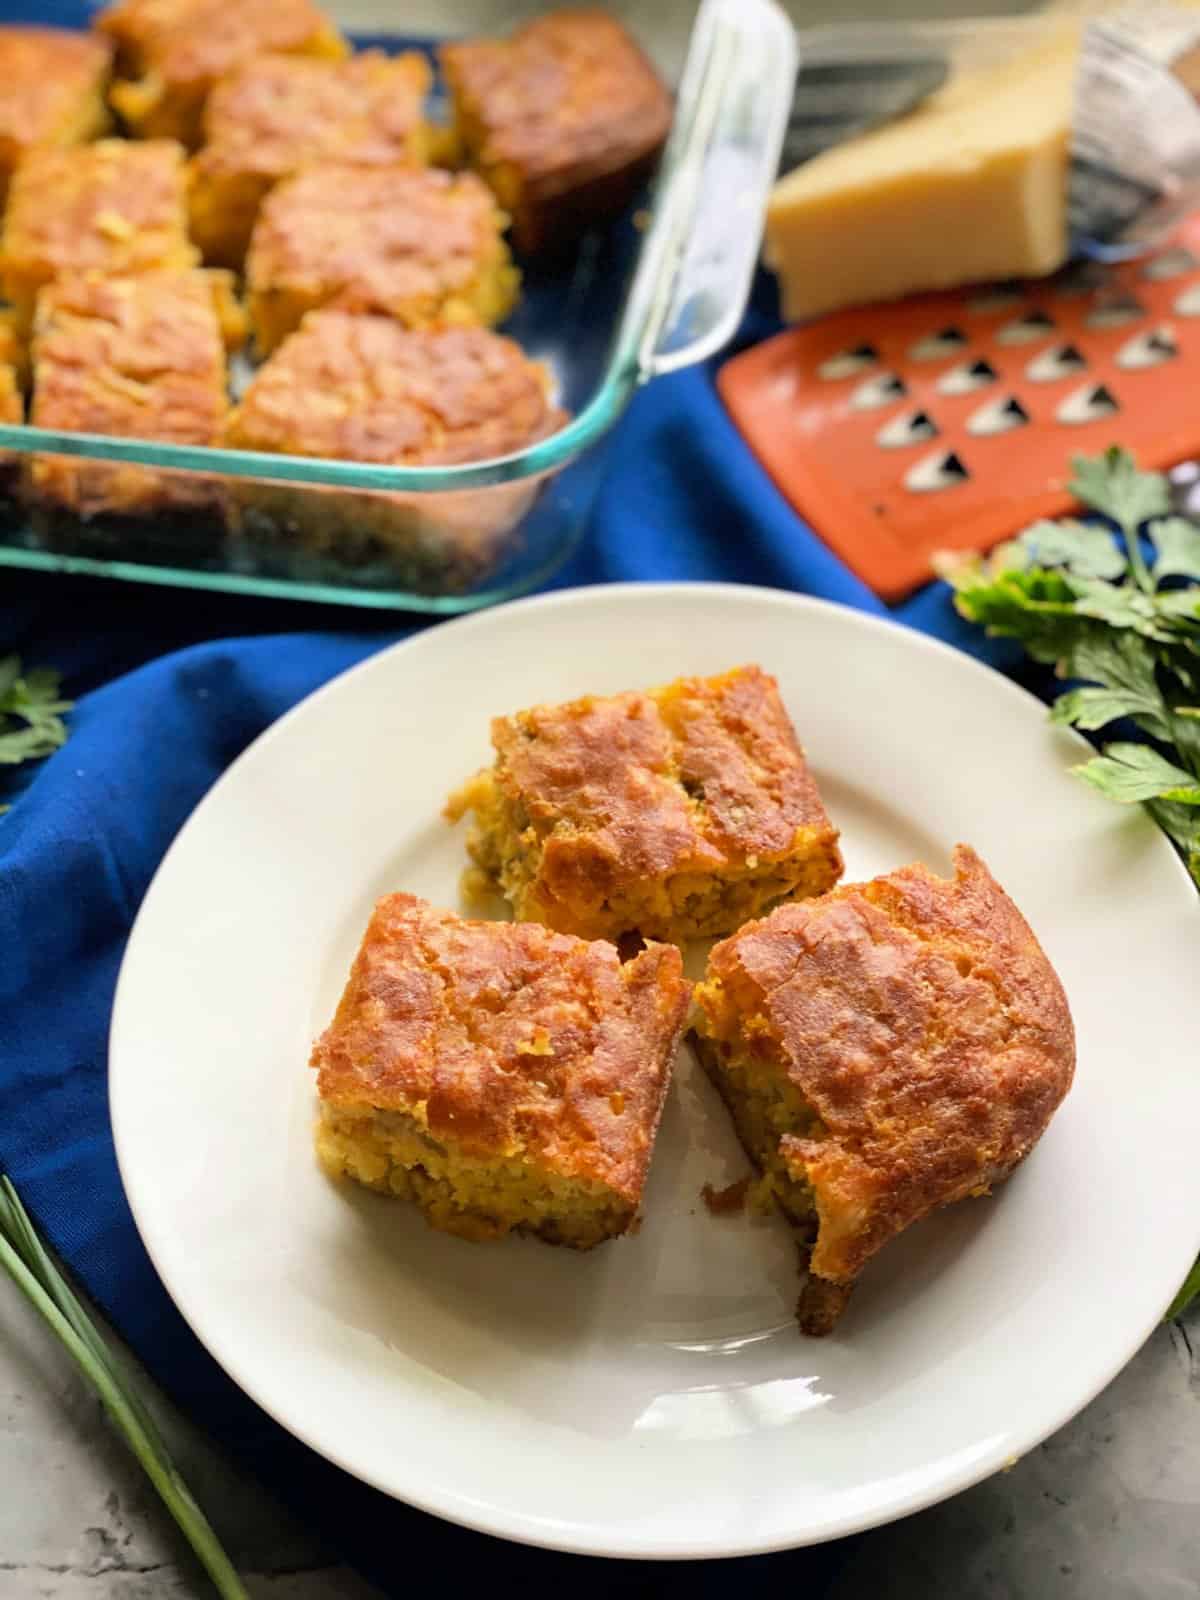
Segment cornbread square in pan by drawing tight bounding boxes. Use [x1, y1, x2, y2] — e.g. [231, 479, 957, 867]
[188, 51, 433, 269]
[691, 845, 1076, 1335]
[224, 313, 565, 591]
[312, 893, 690, 1248]
[96, 0, 346, 147]
[1, 139, 197, 335]
[26, 270, 233, 520]
[0, 27, 112, 204]
[446, 666, 844, 944]
[245, 163, 518, 356]
[441, 8, 672, 256]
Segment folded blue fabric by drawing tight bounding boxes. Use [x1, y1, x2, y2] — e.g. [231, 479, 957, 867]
[0, 269, 1034, 1592]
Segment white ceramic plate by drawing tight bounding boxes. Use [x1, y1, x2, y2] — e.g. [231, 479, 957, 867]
[110, 584, 1200, 1560]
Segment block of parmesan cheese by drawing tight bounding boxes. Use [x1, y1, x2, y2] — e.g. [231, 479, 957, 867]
[766, 34, 1081, 322]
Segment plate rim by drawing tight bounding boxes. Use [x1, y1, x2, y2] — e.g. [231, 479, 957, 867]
[109, 580, 1200, 1560]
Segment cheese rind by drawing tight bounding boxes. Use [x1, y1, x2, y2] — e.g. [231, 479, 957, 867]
[766, 38, 1079, 321]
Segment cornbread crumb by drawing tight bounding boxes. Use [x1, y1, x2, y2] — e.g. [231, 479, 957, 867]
[0, 27, 112, 204]
[225, 313, 565, 591]
[26, 269, 231, 519]
[96, 0, 346, 146]
[691, 845, 1076, 1334]
[189, 50, 433, 267]
[442, 8, 672, 255]
[311, 892, 690, 1248]
[246, 163, 518, 355]
[445, 665, 844, 943]
[1, 139, 197, 335]
[701, 1177, 749, 1216]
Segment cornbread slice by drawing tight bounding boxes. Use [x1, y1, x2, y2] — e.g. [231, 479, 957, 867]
[0, 308, 29, 393]
[225, 313, 564, 591]
[0, 27, 112, 206]
[691, 845, 1076, 1335]
[96, 0, 346, 147]
[312, 892, 689, 1247]
[245, 163, 518, 356]
[446, 666, 844, 944]
[189, 50, 433, 268]
[26, 269, 233, 520]
[0, 139, 198, 335]
[441, 8, 672, 256]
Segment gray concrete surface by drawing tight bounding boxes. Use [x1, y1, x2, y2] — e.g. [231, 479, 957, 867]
[1, 1264, 1198, 1597]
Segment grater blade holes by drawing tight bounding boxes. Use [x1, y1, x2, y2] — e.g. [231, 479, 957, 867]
[849, 372, 907, 410]
[1052, 261, 1111, 299]
[966, 395, 1031, 437]
[1085, 294, 1145, 330]
[995, 309, 1056, 346]
[1056, 383, 1120, 425]
[817, 344, 879, 380]
[966, 284, 1025, 315]
[876, 409, 939, 449]
[1026, 343, 1088, 383]
[936, 358, 998, 396]
[1142, 247, 1197, 282]
[1115, 326, 1178, 371]
[908, 327, 968, 362]
[904, 450, 969, 493]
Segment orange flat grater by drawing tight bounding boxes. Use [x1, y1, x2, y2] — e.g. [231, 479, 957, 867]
[719, 214, 1200, 601]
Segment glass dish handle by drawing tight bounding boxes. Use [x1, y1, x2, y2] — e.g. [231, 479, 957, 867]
[625, 0, 798, 380]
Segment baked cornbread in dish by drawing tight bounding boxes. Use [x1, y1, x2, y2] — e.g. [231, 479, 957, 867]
[0, 27, 112, 205]
[691, 845, 1076, 1335]
[96, 0, 346, 147]
[188, 51, 433, 269]
[0, 139, 198, 335]
[441, 8, 673, 256]
[312, 892, 689, 1248]
[0, 308, 28, 394]
[245, 163, 518, 355]
[26, 269, 235, 520]
[446, 666, 844, 943]
[224, 314, 565, 589]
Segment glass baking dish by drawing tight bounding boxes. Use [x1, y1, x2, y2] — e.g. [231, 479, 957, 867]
[0, 0, 795, 611]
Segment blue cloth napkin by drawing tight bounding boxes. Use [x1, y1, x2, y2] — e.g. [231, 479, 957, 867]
[0, 255, 1041, 1592]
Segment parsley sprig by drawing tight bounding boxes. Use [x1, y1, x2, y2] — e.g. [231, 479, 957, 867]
[938, 448, 1200, 890]
[939, 448, 1200, 1321]
[0, 654, 71, 808]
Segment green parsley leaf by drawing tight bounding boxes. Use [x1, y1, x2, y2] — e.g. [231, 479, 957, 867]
[0, 656, 72, 780]
[1147, 797, 1200, 887]
[1150, 517, 1200, 584]
[1069, 448, 1170, 533]
[1073, 742, 1200, 805]
[1017, 518, 1127, 580]
[948, 568, 1087, 664]
[1052, 631, 1171, 738]
[1067, 575, 1180, 641]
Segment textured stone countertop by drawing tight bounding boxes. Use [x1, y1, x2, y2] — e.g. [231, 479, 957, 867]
[2, 1266, 1198, 1598]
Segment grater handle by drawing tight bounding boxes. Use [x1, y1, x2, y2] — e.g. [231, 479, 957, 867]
[617, 0, 798, 382]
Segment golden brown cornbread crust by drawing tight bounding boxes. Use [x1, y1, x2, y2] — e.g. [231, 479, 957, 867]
[97, 0, 346, 145]
[693, 844, 1076, 1333]
[1, 139, 197, 333]
[312, 892, 689, 1206]
[441, 8, 672, 254]
[189, 51, 432, 267]
[227, 314, 562, 465]
[448, 666, 844, 942]
[245, 164, 517, 354]
[27, 269, 231, 516]
[0, 27, 112, 189]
